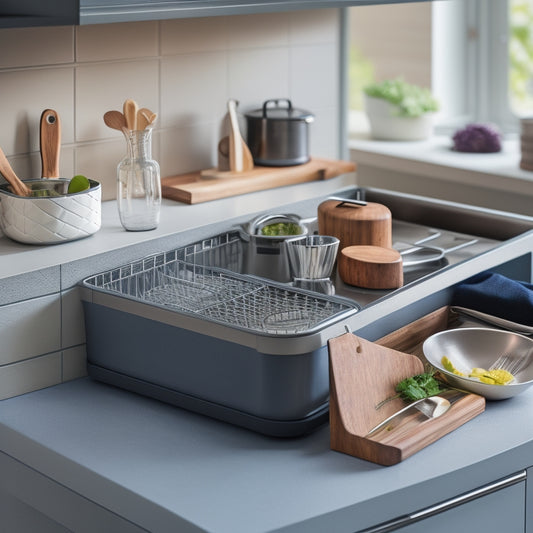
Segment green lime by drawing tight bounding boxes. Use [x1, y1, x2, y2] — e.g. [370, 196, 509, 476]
[68, 175, 90, 194]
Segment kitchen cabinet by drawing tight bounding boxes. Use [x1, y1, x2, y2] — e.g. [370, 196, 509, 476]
[0, 0, 429, 28]
[358, 472, 526, 533]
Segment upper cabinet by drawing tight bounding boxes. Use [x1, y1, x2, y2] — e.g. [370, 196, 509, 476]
[0, 0, 428, 28]
[0, 0, 77, 28]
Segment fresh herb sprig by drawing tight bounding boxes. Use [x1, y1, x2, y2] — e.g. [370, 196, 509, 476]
[395, 371, 441, 401]
[376, 371, 442, 409]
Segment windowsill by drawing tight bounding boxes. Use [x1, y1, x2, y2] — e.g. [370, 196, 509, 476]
[348, 134, 533, 196]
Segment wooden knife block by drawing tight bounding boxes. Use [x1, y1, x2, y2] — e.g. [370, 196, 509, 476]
[328, 321, 486, 466]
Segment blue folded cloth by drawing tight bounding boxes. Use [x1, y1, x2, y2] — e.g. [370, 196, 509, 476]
[452, 272, 533, 327]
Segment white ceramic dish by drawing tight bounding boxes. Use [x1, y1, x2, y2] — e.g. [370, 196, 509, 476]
[423, 327, 533, 400]
[0, 178, 101, 244]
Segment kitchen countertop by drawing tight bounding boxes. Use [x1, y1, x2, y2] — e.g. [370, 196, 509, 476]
[0, 173, 355, 281]
[0, 377, 532, 532]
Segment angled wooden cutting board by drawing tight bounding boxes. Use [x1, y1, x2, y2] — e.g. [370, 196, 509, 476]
[161, 158, 356, 204]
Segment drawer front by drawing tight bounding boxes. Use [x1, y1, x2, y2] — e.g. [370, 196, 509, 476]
[360, 471, 526, 533]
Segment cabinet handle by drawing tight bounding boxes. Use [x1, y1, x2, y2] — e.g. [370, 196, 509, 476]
[358, 470, 526, 533]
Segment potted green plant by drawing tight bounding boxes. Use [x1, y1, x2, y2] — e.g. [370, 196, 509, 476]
[363, 78, 439, 141]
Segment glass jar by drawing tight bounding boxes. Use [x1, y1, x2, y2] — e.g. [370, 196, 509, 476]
[117, 128, 161, 231]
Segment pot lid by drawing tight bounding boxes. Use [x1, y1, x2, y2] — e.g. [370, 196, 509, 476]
[245, 99, 314, 122]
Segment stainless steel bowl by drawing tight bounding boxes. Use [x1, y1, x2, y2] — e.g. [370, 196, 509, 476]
[423, 327, 533, 400]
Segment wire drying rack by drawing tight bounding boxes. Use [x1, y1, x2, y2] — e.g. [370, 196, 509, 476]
[83, 249, 359, 336]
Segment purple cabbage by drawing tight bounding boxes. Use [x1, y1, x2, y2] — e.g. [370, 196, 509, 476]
[452, 124, 502, 153]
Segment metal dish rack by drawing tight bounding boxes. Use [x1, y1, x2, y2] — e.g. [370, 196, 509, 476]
[83, 248, 359, 337]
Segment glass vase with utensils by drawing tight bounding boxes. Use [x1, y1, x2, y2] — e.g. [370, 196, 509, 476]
[104, 99, 161, 231]
[284, 235, 339, 294]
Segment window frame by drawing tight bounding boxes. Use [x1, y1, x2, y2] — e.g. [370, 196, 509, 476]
[432, 0, 519, 134]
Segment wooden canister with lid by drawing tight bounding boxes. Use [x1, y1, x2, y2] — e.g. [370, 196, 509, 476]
[317, 199, 392, 250]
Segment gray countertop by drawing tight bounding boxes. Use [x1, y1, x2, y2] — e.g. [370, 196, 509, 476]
[0, 377, 532, 532]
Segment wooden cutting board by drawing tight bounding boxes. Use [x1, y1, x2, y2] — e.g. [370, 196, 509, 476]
[328, 331, 486, 466]
[161, 158, 356, 204]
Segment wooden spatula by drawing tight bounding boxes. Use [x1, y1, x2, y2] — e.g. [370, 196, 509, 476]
[227, 99, 254, 173]
[40, 109, 61, 178]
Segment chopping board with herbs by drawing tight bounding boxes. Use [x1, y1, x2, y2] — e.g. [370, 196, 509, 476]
[328, 321, 486, 466]
[161, 158, 356, 204]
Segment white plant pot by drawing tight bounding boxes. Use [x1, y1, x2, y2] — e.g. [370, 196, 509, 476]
[364, 95, 434, 141]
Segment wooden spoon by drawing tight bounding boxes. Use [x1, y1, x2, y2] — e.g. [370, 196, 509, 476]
[0, 146, 31, 197]
[123, 99, 138, 131]
[227, 99, 254, 173]
[138, 108, 157, 130]
[104, 110, 127, 131]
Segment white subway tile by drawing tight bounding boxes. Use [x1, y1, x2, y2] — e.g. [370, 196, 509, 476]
[161, 52, 227, 128]
[75, 139, 124, 200]
[289, 9, 340, 45]
[0, 295, 61, 365]
[228, 48, 290, 112]
[76, 21, 158, 62]
[161, 17, 228, 55]
[61, 287, 86, 348]
[289, 43, 339, 111]
[75, 60, 159, 142]
[0, 26, 74, 68]
[227, 13, 289, 49]
[0, 353, 62, 400]
[2, 139, 74, 183]
[159, 123, 217, 177]
[0, 69, 74, 156]
[63, 345, 88, 381]
[309, 107, 340, 159]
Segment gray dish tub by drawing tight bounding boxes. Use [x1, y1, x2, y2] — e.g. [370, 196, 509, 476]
[81, 256, 360, 437]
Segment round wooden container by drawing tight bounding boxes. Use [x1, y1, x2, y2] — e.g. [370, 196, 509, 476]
[317, 200, 392, 250]
[338, 245, 403, 289]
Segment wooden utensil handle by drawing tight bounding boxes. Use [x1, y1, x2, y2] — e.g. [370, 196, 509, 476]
[0, 146, 30, 196]
[40, 109, 61, 178]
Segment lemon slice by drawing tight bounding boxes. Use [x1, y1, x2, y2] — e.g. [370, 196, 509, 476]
[68, 175, 90, 194]
[441, 356, 465, 376]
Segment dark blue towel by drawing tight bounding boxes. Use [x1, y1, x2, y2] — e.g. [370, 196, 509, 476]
[453, 272, 533, 327]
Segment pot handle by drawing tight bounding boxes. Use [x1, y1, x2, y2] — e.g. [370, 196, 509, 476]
[262, 99, 292, 118]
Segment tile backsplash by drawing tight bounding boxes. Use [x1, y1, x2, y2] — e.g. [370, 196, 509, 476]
[0, 9, 342, 401]
[0, 10, 341, 201]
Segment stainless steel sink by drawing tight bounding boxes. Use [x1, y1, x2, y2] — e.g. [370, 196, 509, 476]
[174, 186, 514, 308]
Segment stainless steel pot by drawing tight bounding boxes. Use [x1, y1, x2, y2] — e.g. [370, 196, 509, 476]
[240, 213, 308, 282]
[245, 99, 314, 167]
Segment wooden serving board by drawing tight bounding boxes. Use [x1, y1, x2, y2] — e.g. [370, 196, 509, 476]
[161, 158, 356, 204]
[329, 307, 486, 466]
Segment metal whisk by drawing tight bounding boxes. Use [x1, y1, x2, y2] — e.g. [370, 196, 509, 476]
[489, 352, 531, 375]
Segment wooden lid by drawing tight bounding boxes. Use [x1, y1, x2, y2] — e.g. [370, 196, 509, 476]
[318, 200, 391, 222]
[338, 245, 403, 289]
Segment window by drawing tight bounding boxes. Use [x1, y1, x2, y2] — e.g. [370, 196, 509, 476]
[509, 0, 533, 116]
[348, 0, 530, 136]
